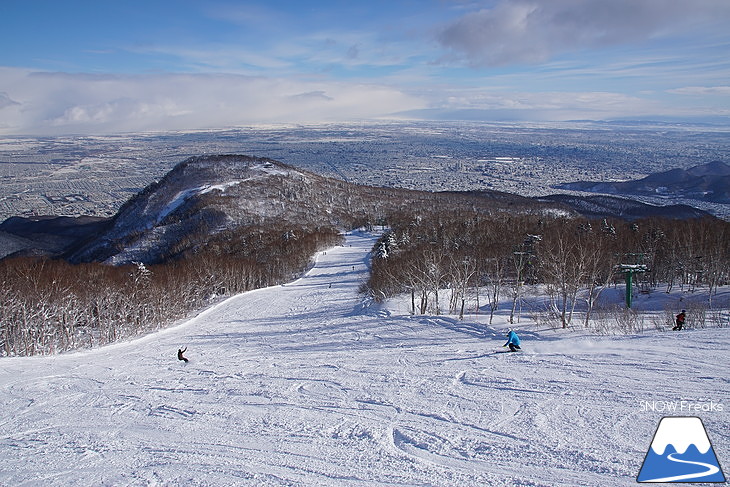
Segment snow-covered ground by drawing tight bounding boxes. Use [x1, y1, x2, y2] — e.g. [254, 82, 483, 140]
[0, 231, 727, 486]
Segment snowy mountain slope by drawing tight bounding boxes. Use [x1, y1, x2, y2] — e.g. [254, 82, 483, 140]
[66, 155, 304, 264]
[1, 231, 728, 486]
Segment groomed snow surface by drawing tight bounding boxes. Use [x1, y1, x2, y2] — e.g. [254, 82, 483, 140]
[1, 231, 727, 486]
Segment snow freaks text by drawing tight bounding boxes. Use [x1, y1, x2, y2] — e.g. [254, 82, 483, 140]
[639, 401, 724, 413]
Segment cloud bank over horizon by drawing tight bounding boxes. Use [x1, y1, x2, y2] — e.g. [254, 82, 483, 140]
[0, 68, 425, 135]
[1, 1, 729, 135]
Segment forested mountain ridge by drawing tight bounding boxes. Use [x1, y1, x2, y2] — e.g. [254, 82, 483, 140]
[558, 160, 730, 204]
[63, 154, 571, 265]
[539, 194, 709, 220]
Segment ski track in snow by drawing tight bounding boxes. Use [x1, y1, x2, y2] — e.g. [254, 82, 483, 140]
[0, 230, 728, 486]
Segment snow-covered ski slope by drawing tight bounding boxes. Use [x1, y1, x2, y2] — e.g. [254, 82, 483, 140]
[1, 230, 728, 486]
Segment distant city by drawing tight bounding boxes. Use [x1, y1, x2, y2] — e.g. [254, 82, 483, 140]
[1, 121, 729, 221]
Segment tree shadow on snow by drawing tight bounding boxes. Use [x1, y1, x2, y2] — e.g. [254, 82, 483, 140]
[419, 315, 563, 344]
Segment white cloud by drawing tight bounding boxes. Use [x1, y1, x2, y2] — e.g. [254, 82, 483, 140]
[0, 91, 20, 110]
[437, 0, 730, 67]
[421, 88, 662, 120]
[2, 65, 727, 135]
[667, 86, 730, 96]
[0, 68, 425, 135]
[136, 45, 293, 72]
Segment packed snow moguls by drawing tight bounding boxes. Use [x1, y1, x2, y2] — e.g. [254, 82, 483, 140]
[0, 230, 727, 486]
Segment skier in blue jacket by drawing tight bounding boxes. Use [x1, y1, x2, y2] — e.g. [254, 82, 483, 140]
[504, 330, 521, 352]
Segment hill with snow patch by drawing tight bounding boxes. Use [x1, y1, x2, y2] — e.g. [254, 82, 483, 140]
[63, 155, 566, 265]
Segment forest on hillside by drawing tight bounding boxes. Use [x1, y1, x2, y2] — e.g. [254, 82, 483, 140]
[365, 213, 730, 330]
[3, 197, 729, 357]
[0, 226, 341, 357]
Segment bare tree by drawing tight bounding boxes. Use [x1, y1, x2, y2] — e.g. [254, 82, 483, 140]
[447, 255, 476, 319]
[480, 255, 508, 325]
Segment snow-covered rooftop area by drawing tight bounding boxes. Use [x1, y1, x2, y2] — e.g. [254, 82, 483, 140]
[0, 230, 727, 486]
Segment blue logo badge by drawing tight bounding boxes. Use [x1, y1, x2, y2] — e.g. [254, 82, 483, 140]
[637, 417, 725, 483]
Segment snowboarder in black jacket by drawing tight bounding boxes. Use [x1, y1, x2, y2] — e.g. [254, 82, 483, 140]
[177, 347, 188, 362]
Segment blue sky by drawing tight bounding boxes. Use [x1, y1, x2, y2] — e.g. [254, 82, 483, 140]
[1, 0, 729, 134]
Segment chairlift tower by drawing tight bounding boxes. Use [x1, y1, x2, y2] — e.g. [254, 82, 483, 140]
[615, 253, 648, 308]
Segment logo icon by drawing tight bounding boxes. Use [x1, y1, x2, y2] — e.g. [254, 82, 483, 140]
[637, 416, 725, 483]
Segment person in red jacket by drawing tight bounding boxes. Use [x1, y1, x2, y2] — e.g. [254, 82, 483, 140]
[673, 310, 686, 331]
